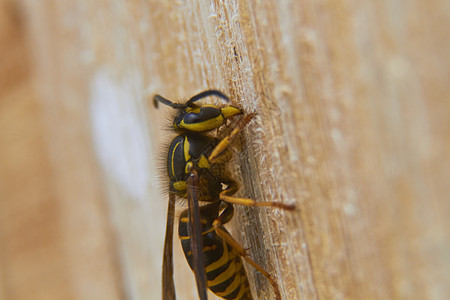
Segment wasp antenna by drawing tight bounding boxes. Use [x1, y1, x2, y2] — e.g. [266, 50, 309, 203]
[154, 94, 186, 109]
[153, 96, 160, 108]
[186, 90, 229, 106]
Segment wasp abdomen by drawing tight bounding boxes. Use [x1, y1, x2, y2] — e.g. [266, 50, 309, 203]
[179, 205, 253, 300]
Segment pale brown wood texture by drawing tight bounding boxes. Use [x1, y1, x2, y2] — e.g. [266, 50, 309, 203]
[1, 0, 449, 299]
[0, 1, 124, 299]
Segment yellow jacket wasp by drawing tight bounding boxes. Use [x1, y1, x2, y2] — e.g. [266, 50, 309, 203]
[153, 90, 295, 300]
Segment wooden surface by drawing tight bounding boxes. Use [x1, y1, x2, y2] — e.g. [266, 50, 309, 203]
[0, 1, 124, 299]
[1, 0, 449, 299]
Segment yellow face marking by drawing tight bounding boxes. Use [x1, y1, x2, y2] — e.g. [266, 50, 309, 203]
[221, 106, 242, 118]
[207, 258, 242, 287]
[180, 116, 224, 132]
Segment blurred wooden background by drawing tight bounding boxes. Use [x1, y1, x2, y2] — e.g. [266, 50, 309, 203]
[0, 0, 449, 299]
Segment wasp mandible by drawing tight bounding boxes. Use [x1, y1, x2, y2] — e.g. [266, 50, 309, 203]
[154, 90, 295, 300]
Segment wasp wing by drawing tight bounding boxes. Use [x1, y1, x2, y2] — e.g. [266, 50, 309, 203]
[162, 193, 176, 300]
[187, 170, 208, 300]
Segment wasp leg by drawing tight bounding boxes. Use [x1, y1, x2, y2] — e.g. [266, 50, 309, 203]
[208, 113, 256, 164]
[213, 204, 281, 300]
[220, 179, 296, 211]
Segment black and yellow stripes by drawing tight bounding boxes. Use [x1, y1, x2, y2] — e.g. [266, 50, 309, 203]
[178, 203, 253, 300]
[175, 105, 242, 132]
[166, 133, 217, 194]
[206, 243, 252, 300]
[167, 136, 186, 193]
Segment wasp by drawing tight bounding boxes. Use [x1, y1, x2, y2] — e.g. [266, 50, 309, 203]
[154, 90, 295, 300]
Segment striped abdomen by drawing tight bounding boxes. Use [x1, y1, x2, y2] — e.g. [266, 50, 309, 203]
[178, 204, 253, 300]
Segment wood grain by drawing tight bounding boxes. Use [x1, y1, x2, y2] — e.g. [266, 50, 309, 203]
[1, 0, 448, 299]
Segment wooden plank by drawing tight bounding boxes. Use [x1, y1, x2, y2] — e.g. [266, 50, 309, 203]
[8, 0, 450, 299]
[0, 1, 124, 299]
